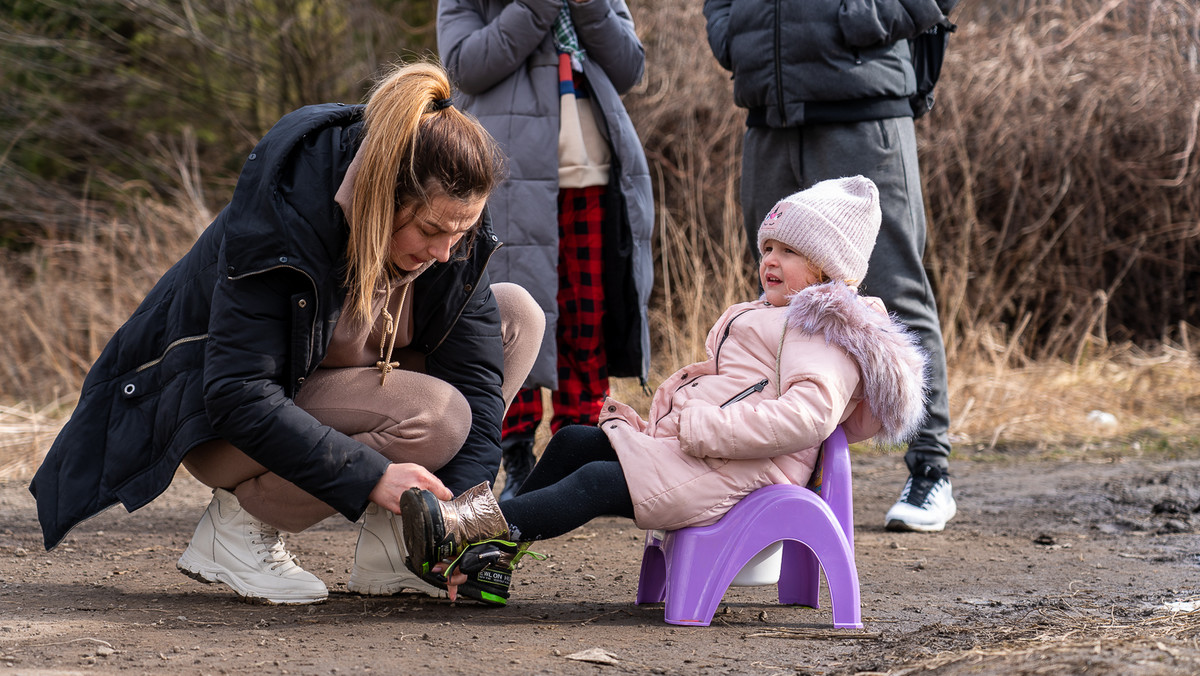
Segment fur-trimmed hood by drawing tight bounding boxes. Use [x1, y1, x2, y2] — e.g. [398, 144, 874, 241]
[785, 281, 928, 443]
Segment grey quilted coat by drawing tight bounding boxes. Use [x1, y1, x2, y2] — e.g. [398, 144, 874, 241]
[438, 0, 653, 387]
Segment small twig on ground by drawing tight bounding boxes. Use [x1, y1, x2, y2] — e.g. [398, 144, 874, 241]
[28, 637, 115, 649]
[578, 609, 626, 625]
[745, 628, 881, 640]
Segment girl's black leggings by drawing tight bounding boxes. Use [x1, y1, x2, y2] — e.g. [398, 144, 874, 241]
[498, 424, 635, 542]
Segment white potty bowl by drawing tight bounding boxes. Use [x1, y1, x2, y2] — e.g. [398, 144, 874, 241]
[730, 541, 783, 587]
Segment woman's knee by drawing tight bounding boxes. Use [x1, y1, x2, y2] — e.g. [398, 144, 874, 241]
[297, 367, 472, 468]
[492, 283, 545, 348]
[491, 282, 545, 406]
[374, 382, 471, 468]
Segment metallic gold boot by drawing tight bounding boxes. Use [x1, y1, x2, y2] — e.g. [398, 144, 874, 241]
[400, 482, 509, 580]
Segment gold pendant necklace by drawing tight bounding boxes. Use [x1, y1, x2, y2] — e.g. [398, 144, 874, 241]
[375, 280, 409, 385]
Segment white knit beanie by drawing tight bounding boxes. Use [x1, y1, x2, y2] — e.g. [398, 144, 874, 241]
[756, 176, 882, 285]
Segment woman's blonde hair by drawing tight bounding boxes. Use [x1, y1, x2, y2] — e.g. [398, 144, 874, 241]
[345, 60, 504, 321]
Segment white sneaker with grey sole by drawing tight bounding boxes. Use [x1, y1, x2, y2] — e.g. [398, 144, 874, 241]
[348, 503, 447, 598]
[885, 468, 957, 533]
[177, 488, 328, 604]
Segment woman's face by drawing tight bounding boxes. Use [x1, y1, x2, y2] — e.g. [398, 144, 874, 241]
[759, 238, 822, 307]
[389, 192, 487, 271]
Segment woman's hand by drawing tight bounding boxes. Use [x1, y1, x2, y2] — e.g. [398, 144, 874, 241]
[431, 561, 469, 602]
[369, 462, 452, 514]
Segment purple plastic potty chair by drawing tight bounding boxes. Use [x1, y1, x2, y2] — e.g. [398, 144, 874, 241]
[634, 426, 861, 628]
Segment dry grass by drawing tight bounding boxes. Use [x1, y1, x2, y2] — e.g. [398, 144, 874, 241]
[0, 401, 65, 480]
[923, 0, 1200, 366]
[863, 603, 1200, 675]
[947, 332, 1200, 456]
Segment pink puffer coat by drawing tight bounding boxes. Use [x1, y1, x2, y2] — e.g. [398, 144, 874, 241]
[600, 281, 928, 530]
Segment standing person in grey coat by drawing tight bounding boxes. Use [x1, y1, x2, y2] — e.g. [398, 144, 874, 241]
[704, 0, 960, 531]
[438, 0, 654, 500]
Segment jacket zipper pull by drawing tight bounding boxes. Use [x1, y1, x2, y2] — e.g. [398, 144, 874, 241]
[720, 378, 769, 408]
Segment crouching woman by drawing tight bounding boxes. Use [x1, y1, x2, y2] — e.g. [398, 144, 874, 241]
[30, 60, 544, 605]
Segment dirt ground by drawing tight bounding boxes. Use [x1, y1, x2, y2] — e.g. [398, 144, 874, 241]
[3, 449, 1200, 676]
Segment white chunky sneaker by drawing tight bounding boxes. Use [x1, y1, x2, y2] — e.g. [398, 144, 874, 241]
[885, 466, 957, 533]
[347, 503, 446, 598]
[177, 488, 328, 604]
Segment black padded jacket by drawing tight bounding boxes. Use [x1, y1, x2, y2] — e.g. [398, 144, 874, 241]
[703, 0, 957, 126]
[30, 103, 506, 550]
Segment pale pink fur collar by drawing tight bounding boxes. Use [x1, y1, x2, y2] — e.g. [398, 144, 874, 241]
[784, 281, 929, 443]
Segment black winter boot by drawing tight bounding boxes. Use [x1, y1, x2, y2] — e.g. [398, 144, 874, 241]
[400, 482, 509, 581]
[498, 434, 536, 502]
[450, 538, 545, 606]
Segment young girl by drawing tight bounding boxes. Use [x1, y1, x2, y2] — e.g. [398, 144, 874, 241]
[401, 176, 928, 605]
[30, 61, 546, 605]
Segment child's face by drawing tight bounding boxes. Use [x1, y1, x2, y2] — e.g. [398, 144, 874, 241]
[760, 239, 822, 306]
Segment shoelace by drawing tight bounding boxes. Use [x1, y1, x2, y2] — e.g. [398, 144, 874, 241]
[443, 538, 547, 576]
[902, 476, 942, 507]
[249, 525, 300, 571]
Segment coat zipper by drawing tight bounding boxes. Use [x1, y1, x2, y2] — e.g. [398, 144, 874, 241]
[134, 334, 210, 373]
[773, 0, 786, 125]
[654, 307, 755, 427]
[713, 308, 754, 372]
[720, 378, 768, 408]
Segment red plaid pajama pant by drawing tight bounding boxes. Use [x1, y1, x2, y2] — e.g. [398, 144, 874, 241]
[503, 185, 609, 437]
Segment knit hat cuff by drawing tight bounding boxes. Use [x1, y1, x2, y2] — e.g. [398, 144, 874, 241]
[756, 176, 882, 284]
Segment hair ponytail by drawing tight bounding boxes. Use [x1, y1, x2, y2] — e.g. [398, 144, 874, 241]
[345, 60, 504, 321]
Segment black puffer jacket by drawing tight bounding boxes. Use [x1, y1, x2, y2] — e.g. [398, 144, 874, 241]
[30, 103, 505, 550]
[703, 0, 957, 126]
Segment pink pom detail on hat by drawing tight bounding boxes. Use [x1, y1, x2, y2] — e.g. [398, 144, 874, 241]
[757, 176, 882, 285]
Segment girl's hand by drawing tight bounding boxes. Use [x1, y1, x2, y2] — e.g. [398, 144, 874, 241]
[368, 463, 452, 515]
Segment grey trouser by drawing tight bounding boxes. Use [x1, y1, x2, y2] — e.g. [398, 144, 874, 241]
[183, 282, 546, 531]
[741, 118, 951, 471]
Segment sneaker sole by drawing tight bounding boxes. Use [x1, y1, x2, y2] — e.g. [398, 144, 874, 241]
[399, 489, 441, 577]
[177, 548, 327, 605]
[884, 518, 947, 533]
[346, 568, 448, 598]
[456, 568, 511, 606]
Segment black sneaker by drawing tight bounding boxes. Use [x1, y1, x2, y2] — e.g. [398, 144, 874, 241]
[884, 465, 957, 532]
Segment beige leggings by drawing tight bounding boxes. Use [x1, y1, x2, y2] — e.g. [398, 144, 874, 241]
[182, 283, 544, 532]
